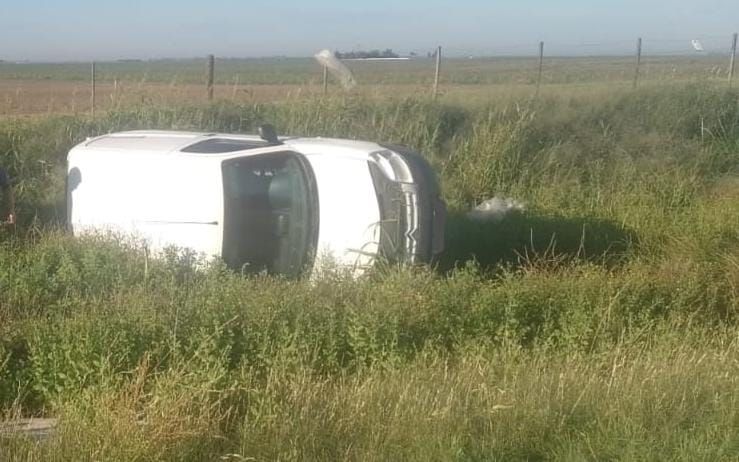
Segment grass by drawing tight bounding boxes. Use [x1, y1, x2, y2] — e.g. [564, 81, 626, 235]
[0, 84, 738, 460]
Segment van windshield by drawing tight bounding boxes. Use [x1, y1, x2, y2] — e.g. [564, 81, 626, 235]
[222, 152, 318, 276]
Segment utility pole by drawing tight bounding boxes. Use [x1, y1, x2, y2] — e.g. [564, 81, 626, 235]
[633, 37, 642, 89]
[729, 33, 738, 87]
[433, 46, 442, 99]
[207, 54, 215, 101]
[536, 41, 544, 96]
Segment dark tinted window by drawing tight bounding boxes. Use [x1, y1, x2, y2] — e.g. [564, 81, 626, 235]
[182, 138, 269, 153]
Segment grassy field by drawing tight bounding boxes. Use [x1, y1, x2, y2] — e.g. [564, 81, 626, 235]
[0, 84, 738, 460]
[0, 55, 734, 115]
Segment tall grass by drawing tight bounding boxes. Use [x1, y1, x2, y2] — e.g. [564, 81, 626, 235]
[1, 85, 739, 460]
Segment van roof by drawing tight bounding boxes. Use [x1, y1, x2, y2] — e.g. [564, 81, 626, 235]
[83, 130, 270, 153]
[77, 130, 387, 158]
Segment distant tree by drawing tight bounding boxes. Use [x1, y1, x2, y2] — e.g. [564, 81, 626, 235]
[335, 49, 399, 59]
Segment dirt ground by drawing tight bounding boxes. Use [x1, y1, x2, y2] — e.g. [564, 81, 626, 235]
[0, 79, 497, 116]
[0, 77, 677, 117]
[1, 79, 483, 116]
[0, 79, 333, 116]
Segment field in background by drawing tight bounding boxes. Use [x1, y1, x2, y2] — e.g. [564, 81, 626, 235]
[1, 82, 739, 459]
[0, 55, 734, 115]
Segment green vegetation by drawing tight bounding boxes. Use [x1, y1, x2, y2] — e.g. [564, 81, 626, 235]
[1, 85, 739, 460]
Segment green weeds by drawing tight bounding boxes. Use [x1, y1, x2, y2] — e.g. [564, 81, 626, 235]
[1, 85, 738, 460]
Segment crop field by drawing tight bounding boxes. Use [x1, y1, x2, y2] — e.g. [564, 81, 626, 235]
[0, 55, 733, 115]
[0, 61, 738, 460]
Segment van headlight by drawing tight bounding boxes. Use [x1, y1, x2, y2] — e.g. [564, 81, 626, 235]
[369, 150, 413, 183]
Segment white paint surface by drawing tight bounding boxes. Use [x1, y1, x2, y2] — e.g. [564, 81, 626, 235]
[67, 131, 387, 272]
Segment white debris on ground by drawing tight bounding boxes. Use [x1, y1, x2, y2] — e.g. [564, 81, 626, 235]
[466, 196, 525, 222]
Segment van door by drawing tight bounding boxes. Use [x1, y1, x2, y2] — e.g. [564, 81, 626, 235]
[221, 151, 319, 277]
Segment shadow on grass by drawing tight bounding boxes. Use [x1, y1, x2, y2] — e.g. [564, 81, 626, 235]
[438, 210, 638, 272]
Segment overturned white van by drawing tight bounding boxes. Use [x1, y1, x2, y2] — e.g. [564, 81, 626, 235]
[66, 128, 446, 276]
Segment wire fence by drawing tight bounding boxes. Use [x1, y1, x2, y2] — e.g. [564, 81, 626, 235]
[0, 33, 736, 116]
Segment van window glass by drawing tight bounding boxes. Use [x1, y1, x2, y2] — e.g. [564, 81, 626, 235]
[222, 152, 318, 276]
[182, 138, 269, 153]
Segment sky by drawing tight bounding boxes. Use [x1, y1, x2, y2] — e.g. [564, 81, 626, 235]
[1, 0, 737, 61]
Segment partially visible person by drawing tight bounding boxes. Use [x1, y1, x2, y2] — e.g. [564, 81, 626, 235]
[0, 166, 15, 226]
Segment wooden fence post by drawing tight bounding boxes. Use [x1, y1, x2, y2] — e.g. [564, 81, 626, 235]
[322, 65, 328, 95]
[433, 46, 442, 99]
[207, 54, 215, 101]
[536, 41, 544, 96]
[90, 61, 96, 118]
[231, 75, 240, 99]
[633, 37, 642, 89]
[729, 33, 738, 87]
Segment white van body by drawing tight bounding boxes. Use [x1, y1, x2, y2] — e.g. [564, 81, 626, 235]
[67, 130, 445, 276]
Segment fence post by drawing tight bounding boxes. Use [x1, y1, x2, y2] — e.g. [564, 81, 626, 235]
[536, 41, 544, 96]
[231, 75, 240, 99]
[322, 65, 328, 95]
[633, 37, 642, 89]
[207, 54, 215, 101]
[729, 32, 738, 87]
[90, 61, 96, 118]
[433, 46, 442, 99]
